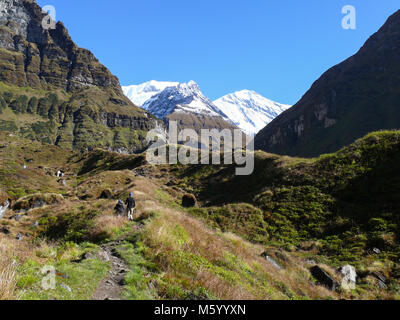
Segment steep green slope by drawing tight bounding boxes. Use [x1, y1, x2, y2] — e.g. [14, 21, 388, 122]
[255, 9, 400, 157]
[174, 131, 400, 265]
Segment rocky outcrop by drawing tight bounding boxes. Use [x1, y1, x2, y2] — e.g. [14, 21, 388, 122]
[0, 0, 161, 152]
[12, 193, 64, 212]
[255, 10, 400, 157]
[0, 0, 120, 93]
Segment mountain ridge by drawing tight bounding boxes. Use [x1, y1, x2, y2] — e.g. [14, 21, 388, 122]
[255, 9, 400, 157]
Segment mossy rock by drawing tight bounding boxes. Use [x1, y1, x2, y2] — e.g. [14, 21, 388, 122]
[182, 194, 197, 208]
[99, 189, 113, 199]
[13, 193, 64, 211]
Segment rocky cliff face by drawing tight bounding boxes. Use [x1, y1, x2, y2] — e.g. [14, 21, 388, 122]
[0, 0, 121, 92]
[255, 10, 400, 157]
[0, 0, 160, 153]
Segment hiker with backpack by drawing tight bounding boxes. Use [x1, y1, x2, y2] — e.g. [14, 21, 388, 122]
[125, 192, 136, 221]
[114, 199, 125, 216]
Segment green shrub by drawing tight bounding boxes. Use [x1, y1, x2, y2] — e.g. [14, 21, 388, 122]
[27, 96, 38, 114]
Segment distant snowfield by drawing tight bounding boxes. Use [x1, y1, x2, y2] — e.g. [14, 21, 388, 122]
[214, 90, 291, 136]
[122, 81, 291, 136]
[122, 80, 179, 107]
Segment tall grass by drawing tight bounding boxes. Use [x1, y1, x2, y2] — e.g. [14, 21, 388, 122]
[0, 240, 18, 300]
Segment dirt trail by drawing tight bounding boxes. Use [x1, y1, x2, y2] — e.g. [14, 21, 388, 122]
[92, 241, 129, 300]
[92, 178, 155, 300]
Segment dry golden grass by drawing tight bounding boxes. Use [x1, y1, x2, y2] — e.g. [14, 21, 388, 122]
[0, 238, 18, 300]
[133, 176, 344, 300]
[92, 214, 128, 238]
[0, 258, 17, 300]
[196, 270, 256, 300]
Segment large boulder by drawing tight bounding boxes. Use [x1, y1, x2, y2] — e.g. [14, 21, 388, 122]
[340, 265, 357, 290]
[310, 265, 339, 291]
[182, 194, 197, 208]
[99, 189, 113, 199]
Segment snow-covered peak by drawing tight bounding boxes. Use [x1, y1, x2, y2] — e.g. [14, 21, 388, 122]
[143, 81, 224, 119]
[214, 90, 291, 136]
[122, 80, 179, 107]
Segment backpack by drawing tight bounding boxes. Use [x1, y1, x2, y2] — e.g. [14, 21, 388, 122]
[126, 197, 135, 209]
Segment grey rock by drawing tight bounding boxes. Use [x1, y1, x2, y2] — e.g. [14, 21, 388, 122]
[310, 265, 339, 291]
[13, 214, 23, 221]
[0, 200, 10, 219]
[372, 271, 387, 283]
[58, 283, 72, 292]
[378, 280, 387, 289]
[83, 252, 96, 260]
[0, 227, 10, 235]
[372, 248, 381, 254]
[16, 233, 23, 241]
[340, 265, 357, 290]
[260, 252, 282, 270]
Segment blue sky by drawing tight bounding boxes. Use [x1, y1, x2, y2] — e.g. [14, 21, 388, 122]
[36, 0, 399, 104]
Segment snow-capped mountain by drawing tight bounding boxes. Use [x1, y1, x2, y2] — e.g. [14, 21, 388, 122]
[122, 80, 179, 107]
[143, 80, 226, 119]
[123, 80, 237, 133]
[214, 90, 291, 136]
[122, 80, 291, 136]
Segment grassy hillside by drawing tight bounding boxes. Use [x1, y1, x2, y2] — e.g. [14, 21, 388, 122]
[173, 131, 400, 262]
[1, 131, 399, 300]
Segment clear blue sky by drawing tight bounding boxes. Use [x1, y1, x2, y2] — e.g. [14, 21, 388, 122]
[36, 0, 399, 104]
